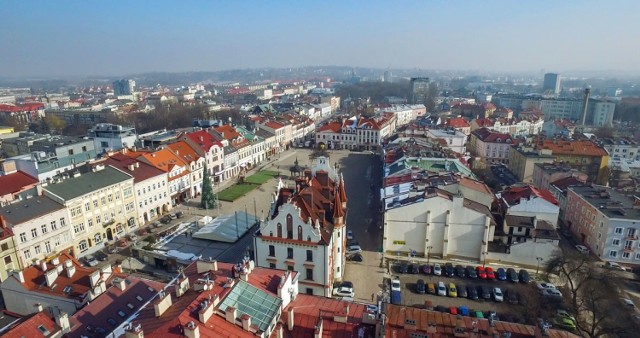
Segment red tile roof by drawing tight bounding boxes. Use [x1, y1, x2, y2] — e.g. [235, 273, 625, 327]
[138, 148, 188, 173]
[213, 125, 241, 140]
[265, 121, 285, 129]
[535, 138, 607, 157]
[167, 141, 201, 164]
[473, 118, 494, 128]
[444, 117, 470, 128]
[0, 171, 38, 197]
[0, 103, 45, 113]
[274, 294, 374, 338]
[472, 128, 512, 143]
[100, 154, 166, 183]
[183, 130, 223, 152]
[2, 311, 60, 338]
[317, 122, 342, 133]
[68, 275, 166, 337]
[501, 185, 559, 206]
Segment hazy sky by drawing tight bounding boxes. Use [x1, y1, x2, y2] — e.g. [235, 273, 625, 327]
[1, 0, 639, 77]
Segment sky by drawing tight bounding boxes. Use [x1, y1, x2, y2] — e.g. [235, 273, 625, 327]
[1, 0, 639, 78]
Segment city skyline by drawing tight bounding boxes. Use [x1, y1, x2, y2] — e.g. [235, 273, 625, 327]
[1, 1, 640, 77]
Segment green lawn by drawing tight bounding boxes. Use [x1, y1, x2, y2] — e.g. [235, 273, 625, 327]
[217, 183, 259, 202]
[244, 170, 280, 185]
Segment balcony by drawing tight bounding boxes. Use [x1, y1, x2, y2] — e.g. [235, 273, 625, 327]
[624, 247, 634, 253]
[627, 234, 638, 240]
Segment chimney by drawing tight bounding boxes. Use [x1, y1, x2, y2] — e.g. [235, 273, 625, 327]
[89, 270, 101, 288]
[55, 312, 71, 333]
[287, 309, 295, 331]
[276, 323, 284, 338]
[225, 306, 237, 324]
[154, 292, 172, 317]
[41, 261, 47, 271]
[135, 162, 139, 168]
[198, 298, 215, 324]
[128, 164, 136, 171]
[121, 148, 128, 155]
[52, 257, 60, 266]
[581, 88, 591, 126]
[0, 215, 7, 229]
[241, 314, 252, 331]
[175, 275, 190, 297]
[314, 317, 323, 338]
[34, 303, 43, 312]
[15, 270, 25, 283]
[334, 304, 349, 323]
[183, 321, 200, 338]
[196, 258, 218, 273]
[45, 268, 59, 287]
[113, 277, 127, 291]
[66, 264, 76, 278]
[239, 270, 249, 282]
[124, 324, 144, 338]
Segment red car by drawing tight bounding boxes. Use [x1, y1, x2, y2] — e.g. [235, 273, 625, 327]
[449, 307, 458, 315]
[476, 266, 487, 279]
[485, 267, 495, 280]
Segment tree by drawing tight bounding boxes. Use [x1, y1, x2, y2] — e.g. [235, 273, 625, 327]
[44, 115, 65, 134]
[546, 250, 637, 337]
[200, 163, 216, 210]
[594, 126, 614, 139]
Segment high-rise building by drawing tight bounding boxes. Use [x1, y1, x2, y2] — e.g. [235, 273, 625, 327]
[112, 79, 135, 96]
[410, 77, 430, 104]
[383, 70, 392, 82]
[542, 73, 561, 95]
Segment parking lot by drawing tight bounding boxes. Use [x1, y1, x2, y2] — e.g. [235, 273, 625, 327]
[390, 261, 544, 324]
[490, 164, 518, 187]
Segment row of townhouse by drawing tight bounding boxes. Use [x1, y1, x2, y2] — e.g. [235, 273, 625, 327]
[315, 113, 396, 151]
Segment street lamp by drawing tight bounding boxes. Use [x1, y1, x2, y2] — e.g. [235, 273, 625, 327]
[536, 257, 544, 274]
[482, 252, 488, 268]
[426, 246, 433, 265]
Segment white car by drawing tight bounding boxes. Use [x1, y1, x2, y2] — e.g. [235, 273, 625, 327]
[622, 298, 636, 308]
[493, 287, 504, 302]
[346, 245, 362, 255]
[604, 261, 626, 271]
[433, 263, 442, 276]
[437, 282, 447, 296]
[575, 245, 590, 254]
[333, 287, 355, 298]
[390, 278, 401, 292]
[84, 255, 99, 267]
[347, 230, 354, 240]
[536, 282, 557, 291]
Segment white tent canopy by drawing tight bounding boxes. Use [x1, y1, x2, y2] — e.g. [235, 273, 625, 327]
[193, 211, 258, 243]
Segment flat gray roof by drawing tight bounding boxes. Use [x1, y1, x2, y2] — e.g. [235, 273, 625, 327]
[570, 185, 640, 220]
[0, 196, 65, 225]
[43, 166, 131, 200]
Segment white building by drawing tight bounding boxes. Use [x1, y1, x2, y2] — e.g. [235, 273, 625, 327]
[383, 187, 495, 260]
[253, 157, 348, 297]
[469, 128, 514, 165]
[0, 196, 72, 269]
[425, 129, 467, 154]
[88, 123, 137, 154]
[316, 114, 396, 151]
[168, 141, 205, 198]
[601, 138, 640, 161]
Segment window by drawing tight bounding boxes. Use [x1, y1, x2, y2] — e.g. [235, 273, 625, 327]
[73, 222, 85, 234]
[623, 252, 631, 259]
[306, 268, 313, 280]
[51, 220, 57, 230]
[269, 263, 276, 269]
[287, 214, 293, 239]
[60, 218, 66, 227]
[45, 241, 51, 253]
[610, 250, 618, 258]
[79, 240, 88, 252]
[95, 233, 102, 244]
[96, 215, 101, 224]
[287, 248, 293, 259]
[20, 233, 27, 243]
[298, 226, 303, 241]
[268, 245, 275, 257]
[68, 149, 74, 155]
[93, 200, 98, 208]
[287, 265, 294, 271]
[612, 239, 621, 246]
[70, 206, 82, 217]
[85, 202, 91, 211]
[636, 253, 640, 260]
[31, 229, 38, 238]
[277, 223, 282, 237]
[82, 146, 87, 152]
[24, 249, 31, 259]
[615, 227, 624, 234]
[306, 250, 313, 262]
[41, 224, 48, 234]
[34, 245, 41, 255]
[88, 219, 93, 227]
[4, 256, 12, 264]
[101, 197, 106, 204]
[0, 243, 7, 251]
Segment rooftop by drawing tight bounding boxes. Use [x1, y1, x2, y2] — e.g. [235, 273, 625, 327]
[534, 138, 608, 157]
[0, 171, 38, 196]
[386, 157, 476, 180]
[500, 185, 559, 207]
[100, 153, 166, 183]
[0, 311, 60, 337]
[570, 185, 640, 220]
[43, 166, 132, 201]
[0, 196, 65, 225]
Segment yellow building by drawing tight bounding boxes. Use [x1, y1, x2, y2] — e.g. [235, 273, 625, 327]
[508, 146, 555, 183]
[0, 216, 20, 282]
[533, 139, 609, 185]
[0, 126, 15, 135]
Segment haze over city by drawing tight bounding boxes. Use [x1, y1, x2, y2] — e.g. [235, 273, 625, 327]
[2, 0, 640, 78]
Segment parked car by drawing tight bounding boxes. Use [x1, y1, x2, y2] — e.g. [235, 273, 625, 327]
[478, 285, 491, 300]
[437, 282, 447, 296]
[85, 254, 99, 267]
[556, 309, 576, 324]
[519, 269, 530, 283]
[485, 267, 495, 280]
[507, 268, 519, 283]
[333, 286, 355, 298]
[493, 287, 504, 302]
[416, 279, 426, 294]
[390, 278, 401, 292]
[444, 263, 455, 277]
[466, 266, 478, 279]
[448, 283, 458, 298]
[504, 289, 519, 305]
[347, 230, 354, 240]
[552, 316, 577, 331]
[433, 263, 442, 276]
[410, 264, 420, 274]
[496, 268, 507, 281]
[347, 253, 363, 262]
[161, 216, 171, 224]
[604, 261, 627, 271]
[457, 284, 468, 298]
[435, 305, 448, 313]
[346, 245, 362, 255]
[94, 251, 108, 261]
[575, 244, 590, 254]
[107, 246, 118, 254]
[449, 307, 458, 315]
[397, 263, 409, 274]
[346, 239, 359, 247]
[622, 298, 636, 308]
[458, 306, 470, 316]
[542, 288, 563, 300]
[455, 265, 466, 278]
[476, 266, 487, 279]
[467, 286, 479, 300]
[175, 211, 184, 219]
[422, 264, 432, 275]
[536, 282, 557, 291]
[474, 311, 485, 319]
[427, 283, 436, 294]
[168, 213, 178, 220]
